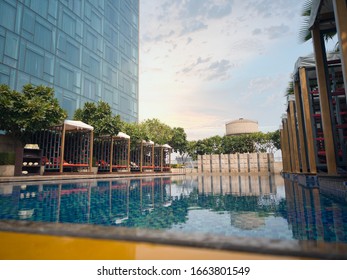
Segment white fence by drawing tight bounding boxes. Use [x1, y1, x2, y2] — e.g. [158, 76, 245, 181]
[197, 153, 275, 174]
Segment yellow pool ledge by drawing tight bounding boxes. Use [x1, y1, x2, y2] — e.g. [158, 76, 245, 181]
[0, 231, 303, 260]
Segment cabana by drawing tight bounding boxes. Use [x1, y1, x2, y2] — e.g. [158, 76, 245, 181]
[305, 0, 347, 175]
[130, 140, 154, 172]
[93, 132, 130, 173]
[32, 120, 94, 174]
[154, 144, 172, 172]
[290, 54, 347, 174]
[112, 132, 131, 172]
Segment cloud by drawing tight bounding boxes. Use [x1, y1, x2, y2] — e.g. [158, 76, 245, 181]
[265, 24, 290, 39]
[177, 0, 233, 19]
[143, 30, 176, 43]
[178, 57, 211, 74]
[249, 24, 290, 40]
[205, 59, 233, 81]
[252, 28, 262, 35]
[246, 0, 301, 19]
[207, 1, 233, 19]
[186, 37, 193, 45]
[230, 38, 264, 55]
[177, 57, 233, 81]
[180, 20, 208, 36]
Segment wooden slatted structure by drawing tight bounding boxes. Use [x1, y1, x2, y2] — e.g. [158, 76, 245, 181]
[307, 0, 347, 174]
[32, 120, 94, 174]
[93, 132, 130, 173]
[112, 132, 130, 172]
[142, 141, 155, 172]
[130, 140, 154, 172]
[291, 54, 347, 174]
[93, 136, 112, 173]
[154, 144, 172, 172]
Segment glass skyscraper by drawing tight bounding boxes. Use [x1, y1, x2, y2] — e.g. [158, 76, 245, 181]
[0, 0, 139, 122]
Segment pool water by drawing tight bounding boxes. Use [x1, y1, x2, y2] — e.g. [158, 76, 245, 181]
[0, 175, 346, 243]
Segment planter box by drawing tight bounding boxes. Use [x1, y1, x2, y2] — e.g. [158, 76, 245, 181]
[0, 165, 15, 177]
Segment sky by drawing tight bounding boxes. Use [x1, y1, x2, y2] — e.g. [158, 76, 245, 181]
[138, 0, 316, 141]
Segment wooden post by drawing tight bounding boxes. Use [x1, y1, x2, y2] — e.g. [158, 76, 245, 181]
[127, 138, 130, 172]
[287, 101, 300, 173]
[333, 0, 347, 103]
[280, 129, 287, 172]
[282, 118, 292, 172]
[286, 111, 294, 172]
[289, 98, 300, 172]
[169, 148, 171, 172]
[60, 123, 66, 173]
[161, 146, 164, 172]
[312, 25, 337, 175]
[152, 143, 155, 170]
[294, 80, 308, 173]
[140, 142, 143, 172]
[110, 136, 114, 173]
[299, 67, 317, 173]
[89, 130, 94, 172]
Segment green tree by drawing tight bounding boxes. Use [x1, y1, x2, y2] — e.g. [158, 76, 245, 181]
[252, 132, 269, 153]
[122, 121, 149, 149]
[195, 139, 209, 155]
[169, 127, 188, 155]
[0, 84, 67, 143]
[141, 118, 173, 145]
[186, 140, 198, 160]
[73, 101, 123, 137]
[268, 130, 281, 151]
[222, 134, 255, 154]
[206, 135, 224, 154]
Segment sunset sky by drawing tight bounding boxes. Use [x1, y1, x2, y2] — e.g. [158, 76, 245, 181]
[138, 0, 333, 140]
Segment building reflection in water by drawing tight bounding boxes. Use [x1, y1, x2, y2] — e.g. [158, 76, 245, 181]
[0, 175, 346, 243]
[192, 174, 285, 232]
[197, 174, 276, 196]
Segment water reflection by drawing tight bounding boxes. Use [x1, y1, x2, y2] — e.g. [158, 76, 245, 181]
[284, 179, 347, 243]
[0, 175, 346, 243]
[170, 175, 289, 238]
[198, 174, 276, 195]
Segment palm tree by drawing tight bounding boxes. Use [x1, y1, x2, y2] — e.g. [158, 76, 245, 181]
[298, 0, 313, 43]
[298, 0, 336, 44]
[285, 78, 294, 97]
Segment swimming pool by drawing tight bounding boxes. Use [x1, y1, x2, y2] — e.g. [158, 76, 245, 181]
[0, 174, 346, 245]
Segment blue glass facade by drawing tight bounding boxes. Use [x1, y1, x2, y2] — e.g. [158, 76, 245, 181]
[0, 0, 139, 122]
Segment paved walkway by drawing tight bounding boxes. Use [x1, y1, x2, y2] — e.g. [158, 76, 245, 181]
[0, 170, 186, 183]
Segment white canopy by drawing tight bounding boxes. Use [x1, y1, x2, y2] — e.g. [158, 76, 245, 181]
[307, 0, 323, 29]
[162, 144, 172, 149]
[116, 132, 130, 139]
[64, 120, 94, 131]
[293, 52, 340, 74]
[308, 0, 334, 30]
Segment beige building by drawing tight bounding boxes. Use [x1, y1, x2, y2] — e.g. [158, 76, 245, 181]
[225, 118, 259, 136]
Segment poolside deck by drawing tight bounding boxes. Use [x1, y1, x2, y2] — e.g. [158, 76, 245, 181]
[1, 220, 346, 260]
[0, 169, 185, 183]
